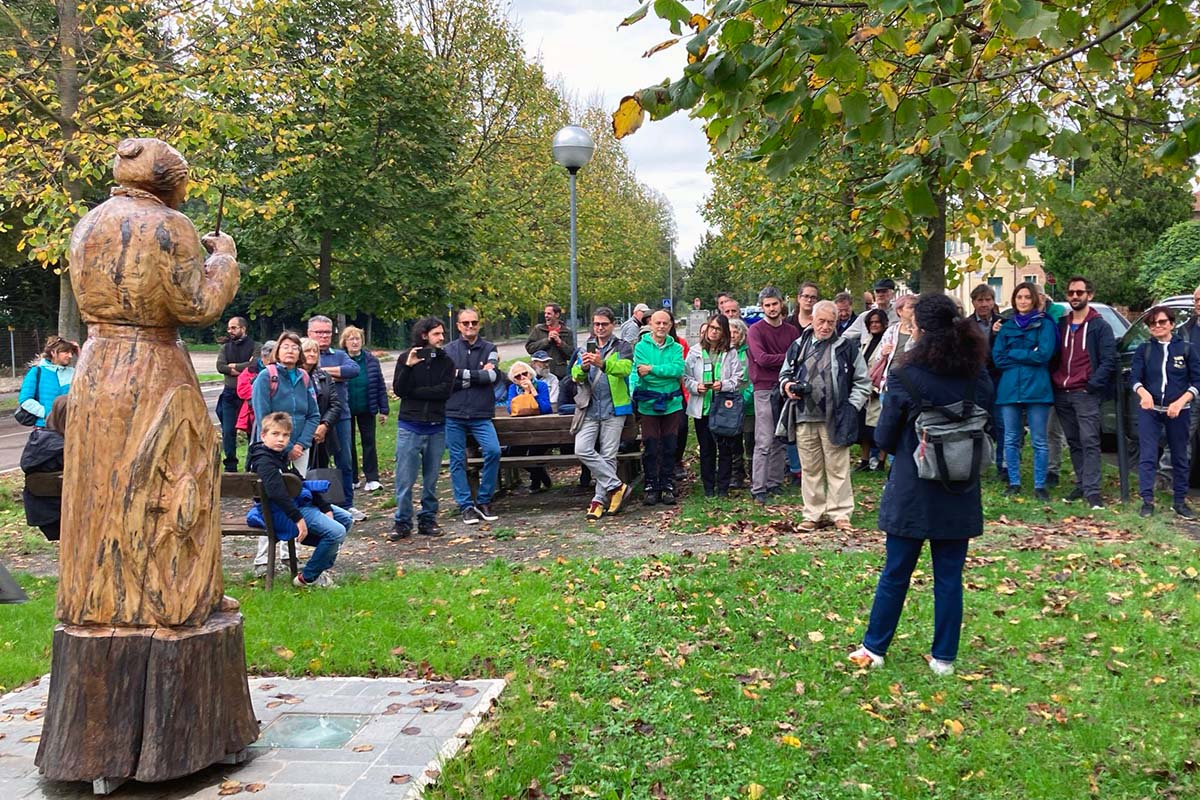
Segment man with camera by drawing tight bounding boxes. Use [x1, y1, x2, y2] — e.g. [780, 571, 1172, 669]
[780, 301, 871, 531]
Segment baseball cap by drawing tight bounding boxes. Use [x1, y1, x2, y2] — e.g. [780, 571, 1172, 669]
[634, 303, 652, 313]
[872, 278, 896, 292]
[531, 350, 551, 361]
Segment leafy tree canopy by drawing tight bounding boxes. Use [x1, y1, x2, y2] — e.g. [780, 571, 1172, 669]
[1138, 219, 1200, 300]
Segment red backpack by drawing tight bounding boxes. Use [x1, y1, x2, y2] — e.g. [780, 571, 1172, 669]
[264, 363, 311, 397]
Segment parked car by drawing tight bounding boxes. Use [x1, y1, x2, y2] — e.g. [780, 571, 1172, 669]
[1050, 301, 1131, 338]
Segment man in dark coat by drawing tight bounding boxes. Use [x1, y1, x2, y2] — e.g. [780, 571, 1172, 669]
[216, 316, 256, 472]
[526, 303, 576, 380]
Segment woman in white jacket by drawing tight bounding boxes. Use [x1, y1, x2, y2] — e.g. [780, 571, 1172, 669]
[684, 314, 747, 497]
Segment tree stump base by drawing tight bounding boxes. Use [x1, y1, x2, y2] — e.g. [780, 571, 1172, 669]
[35, 611, 258, 784]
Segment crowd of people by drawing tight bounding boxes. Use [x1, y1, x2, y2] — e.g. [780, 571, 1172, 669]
[18, 275, 1200, 665]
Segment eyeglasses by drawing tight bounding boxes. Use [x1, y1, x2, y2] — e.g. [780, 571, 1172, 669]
[800, 294, 819, 301]
[459, 320, 480, 327]
[1066, 290, 1088, 297]
[1149, 318, 1172, 327]
[593, 321, 613, 327]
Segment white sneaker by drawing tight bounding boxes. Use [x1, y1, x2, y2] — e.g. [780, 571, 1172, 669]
[927, 657, 955, 676]
[315, 572, 337, 588]
[354, 478, 367, 490]
[348, 507, 366, 522]
[363, 481, 383, 492]
[848, 646, 884, 669]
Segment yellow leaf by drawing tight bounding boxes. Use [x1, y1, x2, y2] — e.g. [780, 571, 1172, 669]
[642, 38, 680, 58]
[273, 645, 294, 661]
[688, 14, 710, 32]
[747, 783, 765, 800]
[688, 44, 709, 64]
[904, 39, 921, 56]
[807, 630, 825, 643]
[780, 734, 802, 748]
[880, 83, 899, 111]
[870, 59, 898, 79]
[850, 208, 861, 221]
[612, 95, 646, 139]
[944, 719, 965, 736]
[851, 26, 884, 43]
[823, 93, 842, 114]
[1132, 47, 1156, 85]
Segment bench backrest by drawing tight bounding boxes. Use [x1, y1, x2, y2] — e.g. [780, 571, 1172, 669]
[24, 471, 301, 499]
[492, 415, 639, 448]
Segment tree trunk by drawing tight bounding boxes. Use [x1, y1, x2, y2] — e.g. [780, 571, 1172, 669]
[318, 229, 333, 303]
[919, 173, 947, 294]
[55, 0, 84, 342]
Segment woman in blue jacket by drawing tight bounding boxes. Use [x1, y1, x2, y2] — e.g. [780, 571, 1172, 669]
[506, 360, 553, 491]
[250, 331, 321, 475]
[341, 326, 389, 493]
[18, 336, 78, 427]
[849, 294, 993, 676]
[992, 282, 1057, 499]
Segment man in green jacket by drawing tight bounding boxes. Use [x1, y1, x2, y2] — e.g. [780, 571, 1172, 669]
[572, 307, 635, 521]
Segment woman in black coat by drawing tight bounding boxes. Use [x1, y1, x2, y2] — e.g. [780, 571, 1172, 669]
[21, 395, 69, 541]
[849, 294, 993, 676]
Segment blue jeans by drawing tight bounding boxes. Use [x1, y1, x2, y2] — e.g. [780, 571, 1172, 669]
[218, 388, 241, 471]
[445, 417, 500, 510]
[1000, 403, 1050, 488]
[394, 426, 445, 526]
[297, 505, 352, 582]
[863, 535, 970, 662]
[786, 442, 801, 474]
[333, 416, 355, 506]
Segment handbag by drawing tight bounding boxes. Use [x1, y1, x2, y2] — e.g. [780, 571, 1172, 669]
[304, 467, 345, 505]
[15, 366, 41, 426]
[510, 391, 541, 417]
[708, 391, 744, 438]
[868, 354, 888, 390]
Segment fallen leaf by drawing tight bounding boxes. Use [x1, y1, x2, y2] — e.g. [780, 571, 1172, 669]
[273, 646, 295, 660]
[390, 774, 412, 785]
[779, 734, 802, 748]
[245, 784, 266, 793]
[20, 735, 40, 743]
[944, 719, 965, 736]
[807, 631, 825, 643]
[352, 744, 374, 752]
[747, 783, 765, 800]
[401, 726, 422, 735]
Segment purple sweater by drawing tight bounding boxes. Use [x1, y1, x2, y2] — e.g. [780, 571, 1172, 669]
[747, 319, 800, 390]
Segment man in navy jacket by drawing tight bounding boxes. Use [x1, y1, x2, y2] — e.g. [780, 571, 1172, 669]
[1130, 305, 1200, 518]
[444, 308, 502, 525]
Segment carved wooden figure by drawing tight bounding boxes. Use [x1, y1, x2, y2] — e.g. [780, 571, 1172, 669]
[36, 138, 258, 788]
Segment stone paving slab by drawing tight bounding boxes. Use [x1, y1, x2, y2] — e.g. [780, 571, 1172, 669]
[0, 675, 505, 799]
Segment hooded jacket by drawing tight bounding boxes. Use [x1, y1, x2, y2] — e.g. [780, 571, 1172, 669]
[18, 359, 74, 428]
[631, 334, 686, 415]
[570, 336, 634, 417]
[21, 427, 64, 532]
[250, 364, 321, 450]
[992, 313, 1057, 405]
[1050, 307, 1117, 396]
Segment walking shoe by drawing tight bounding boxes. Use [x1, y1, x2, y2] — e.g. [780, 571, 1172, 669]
[752, 492, 769, 505]
[348, 506, 367, 522]
[354, 478, 367, 490]
[1063, 487, 1084, 503]
[293, 574, 313, 588]
[363, 480, 383, 492]
[1139, 502, 1154, 518]
[926, 655, 955, 676]
[586, 500, 605, 521]
[606, 483, 633, 515]
[767, 485, 784, 497]
[868, 456, 880, 471]
[730, 476, 745, 489]
[1045, 471, 1060, 489]
[476, 503, 499, 522]
[461, 505, 484, 525]
[388, 521, 411, 542]
[417, 519, 443, 537]
[847, 646, 884, 669]
[1174, 502, 1196, 519]
[854, 459, 872, 473]
[1034, 487, 1050, 501]
[1086, 496, 1104, 511]
[834, 519, 853, 532]
[315, 572, 337, 588]
[660, 489, 676, 505]
[1004, 484, 1021, 497]
[644, 490, 661, 506]
[799, 520, 820, 532]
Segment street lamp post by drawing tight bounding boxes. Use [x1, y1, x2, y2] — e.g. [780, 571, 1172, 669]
[552, 125, 595, 334]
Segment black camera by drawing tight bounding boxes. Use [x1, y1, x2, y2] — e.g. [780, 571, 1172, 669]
[790, 380, 811, 400]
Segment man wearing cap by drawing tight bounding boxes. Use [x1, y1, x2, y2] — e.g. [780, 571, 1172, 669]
[530, 350, 560, 405]
[843, 278, 900, 339]
[526, 303, 575, 381]
[620, 304, 652, 344]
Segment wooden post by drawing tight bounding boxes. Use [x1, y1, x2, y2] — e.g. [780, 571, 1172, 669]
[36, 138, 256, 785]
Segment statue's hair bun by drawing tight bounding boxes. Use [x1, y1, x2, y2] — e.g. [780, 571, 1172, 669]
[116, 139, 144, 159]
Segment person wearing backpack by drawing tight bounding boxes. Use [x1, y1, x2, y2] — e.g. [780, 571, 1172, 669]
[249, 331, 320, 576]
[848, 294, 993, 677]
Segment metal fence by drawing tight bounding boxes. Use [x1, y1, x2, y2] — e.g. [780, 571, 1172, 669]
[0, 328, 48, 377]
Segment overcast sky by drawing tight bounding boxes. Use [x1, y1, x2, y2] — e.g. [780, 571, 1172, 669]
[508, 1, 712, 262]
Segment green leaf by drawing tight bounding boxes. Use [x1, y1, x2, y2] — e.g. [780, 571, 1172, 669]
[902, 179, 938, 217]
[1056, 9, 1084, 39]
[883, 157, 921, 184]
[1157, 4, 1188, 35]
[1085, 46, 1113, 76]
[927, 86, 955, 113]
[841, 92, 871, 126]
[653, 0, 690, 35]
[721, 19, 755, 47]
[882, 207, 908, 232]
[618, 2, 650, 29]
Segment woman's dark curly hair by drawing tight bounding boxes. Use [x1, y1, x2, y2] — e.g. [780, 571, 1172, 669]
[899, 293, 986, 377]
[861, 308, 889, 334]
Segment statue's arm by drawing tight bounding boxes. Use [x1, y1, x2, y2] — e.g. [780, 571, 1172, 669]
[159, 216, 240, 326]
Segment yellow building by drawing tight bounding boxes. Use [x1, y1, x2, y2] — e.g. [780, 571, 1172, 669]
[947, 221, 1047, 311]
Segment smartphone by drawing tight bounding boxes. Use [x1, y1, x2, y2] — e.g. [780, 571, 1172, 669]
[417, 347, 436, 360]
[586, 342, 598, 354]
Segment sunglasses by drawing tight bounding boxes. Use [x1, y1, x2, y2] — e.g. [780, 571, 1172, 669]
[459, 320, 480, 327]
[593, 321, 613, 327]
[1149, 318, 1172, 327]
[512, 372, 530, 379]
[1066, 290, 1088, 297]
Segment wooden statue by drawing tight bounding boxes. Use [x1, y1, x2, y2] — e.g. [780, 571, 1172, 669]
[36, 138, 258, 788]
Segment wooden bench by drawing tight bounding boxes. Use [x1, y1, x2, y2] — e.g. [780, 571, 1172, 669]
[447, 412, 642, 488]
[23, 471, 303, 590]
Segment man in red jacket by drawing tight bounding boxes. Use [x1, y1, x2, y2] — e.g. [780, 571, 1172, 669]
[746, 286, 800, 504]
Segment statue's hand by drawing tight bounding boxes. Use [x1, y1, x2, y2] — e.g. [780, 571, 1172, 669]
[201, 231, 236, 257]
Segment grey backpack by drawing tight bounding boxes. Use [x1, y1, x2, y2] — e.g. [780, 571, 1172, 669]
[895, 370, 993, 493]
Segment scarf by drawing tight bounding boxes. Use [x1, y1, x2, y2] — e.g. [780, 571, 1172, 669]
[1013, 310, 1042, 329]
[863, 331, 883, 363]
